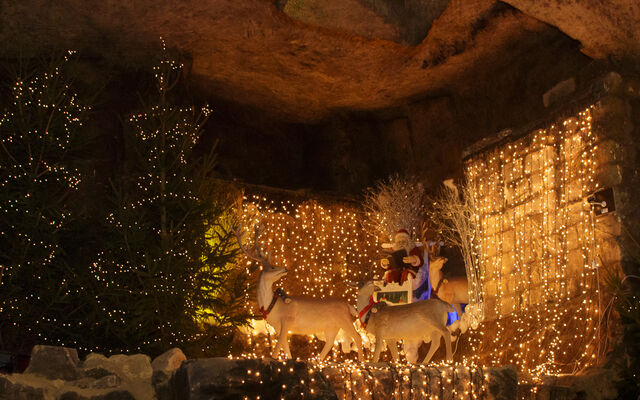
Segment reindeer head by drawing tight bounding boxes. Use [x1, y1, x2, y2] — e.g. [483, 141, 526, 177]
[258, 263, 288, 286]
[348, 280, 380, 301]
[429, 255, 448, 271]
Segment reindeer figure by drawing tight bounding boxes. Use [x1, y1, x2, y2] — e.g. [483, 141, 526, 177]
[236, 227, 363, 361]
[428, 255, 469, 319]
[351, 280, 453, 364]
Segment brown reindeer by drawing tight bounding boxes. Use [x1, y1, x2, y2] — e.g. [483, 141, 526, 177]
[428, 255, 469, 319]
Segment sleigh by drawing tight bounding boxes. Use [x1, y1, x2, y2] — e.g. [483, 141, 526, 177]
[373, 278, 413, 304]
[374, 243, 430, 305]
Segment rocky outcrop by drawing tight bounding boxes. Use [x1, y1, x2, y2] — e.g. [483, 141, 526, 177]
[170, 358, 517, 400]
[0, 0, 615, 122]
[503, 0, 640, 62]
[24, 345, 82, 381]
[279, 0, 451, 46]
[2, 345, 623, 400]
[517, 367, 620, 400]
[0, 346, 154, 400]
[151, 348, 186, 400]
[80, 353, 154, 400]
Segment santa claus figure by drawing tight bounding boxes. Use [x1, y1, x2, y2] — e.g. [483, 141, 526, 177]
[380, 229, 424, 285]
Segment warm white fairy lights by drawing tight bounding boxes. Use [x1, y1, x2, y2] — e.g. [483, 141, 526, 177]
[465, 105, 606, 377]
[228, 194, 497, 399]
[232, 106, 608, 390]
[0, 52, 89, 347]
[236, 194, 378, 304]
[80, 50, 218, 355]
[226, 358, 491, 400]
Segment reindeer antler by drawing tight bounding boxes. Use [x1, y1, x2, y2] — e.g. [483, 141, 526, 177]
[232, 221, 270, 266]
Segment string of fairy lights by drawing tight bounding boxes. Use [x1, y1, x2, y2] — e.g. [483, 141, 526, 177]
[231, 105, 611, 394]
[465, 105, 605, 376]
[0, 47, 613, 393]
[236, 195, 379, 303]
[0, 51, 88, 347]
[232, 195, 495, 399]
[230, 359, 491, 399]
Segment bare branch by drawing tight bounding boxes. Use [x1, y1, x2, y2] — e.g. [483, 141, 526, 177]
[362, 174, 426, 241]
[428, 179, 483, 307]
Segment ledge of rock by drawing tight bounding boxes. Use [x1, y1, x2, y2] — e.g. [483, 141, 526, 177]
[1, 346, 622, 400]
[170, 357, 517, 400]
[1, 0, 628, 122]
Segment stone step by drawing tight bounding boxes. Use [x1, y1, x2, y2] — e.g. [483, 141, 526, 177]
[170, 358, 517, 400]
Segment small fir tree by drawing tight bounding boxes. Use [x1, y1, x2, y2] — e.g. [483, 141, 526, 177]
[0, 53, 89, 351]
[91, 53, 245, 355]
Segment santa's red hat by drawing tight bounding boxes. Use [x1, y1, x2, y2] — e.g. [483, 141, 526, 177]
[395, 229, 410, 239]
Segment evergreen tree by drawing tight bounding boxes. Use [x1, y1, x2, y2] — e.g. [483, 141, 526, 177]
[0, 53, 89, 351]
[91, 54, 245, 355]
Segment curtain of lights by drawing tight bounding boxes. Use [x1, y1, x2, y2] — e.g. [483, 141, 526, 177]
[465, 106, 604, 375]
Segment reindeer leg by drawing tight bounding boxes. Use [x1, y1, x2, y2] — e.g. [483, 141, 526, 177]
[387, 339, 399, 362]
[372, 337, 384, 363]
[421, 331, 442, 365]
[344, 324, 364, 362]
[283, 334, 293, 360]
[404, 340, 420, 364]
[318, 330, 337, 361]
[272, 321, 289, 359]
[442, 327, 453, 362]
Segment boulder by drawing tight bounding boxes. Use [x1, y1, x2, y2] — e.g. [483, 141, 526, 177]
[486, 365, 518, 400]
[82, 353, 152, 382]
[170, 358, 336, 400]
[81, 353, 154, 400]
[58, 390, 136, 400]
[151, 348, 186, 400]
[91, 375, 121, 390]
[151, 348, 186, 386]
[0, 371, 137, 400]
[0, 374, 46, 400]
[543, 367, 619, 400]
[24, 345, 81, 381]
[75, 375, 121, 389]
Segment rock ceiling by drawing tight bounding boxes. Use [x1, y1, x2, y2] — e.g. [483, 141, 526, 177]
[1, 0, 639, 122]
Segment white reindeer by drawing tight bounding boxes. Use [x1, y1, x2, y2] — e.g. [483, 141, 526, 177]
[429, 256, 469, 319]
[236, 228, 363, 361]
[351, 280, 453, 364]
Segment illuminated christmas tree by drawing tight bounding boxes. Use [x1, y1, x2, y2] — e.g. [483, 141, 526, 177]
[0, 53, 89, 351]
[90, 53, 246, 355]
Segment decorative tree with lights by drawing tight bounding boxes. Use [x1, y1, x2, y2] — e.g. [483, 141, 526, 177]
[362, 174, 426, 241]
[428, 179, 483, 325]
[91, 53, 247, 355]
[0, 53, 90, 351]
[362, 175, 430, 300]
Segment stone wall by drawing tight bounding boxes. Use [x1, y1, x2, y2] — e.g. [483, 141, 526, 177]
[459, 72, 638, 375]
[465, 73, 628, 320]
[0, 345, 520, 400]
[3, 345, 623, 400]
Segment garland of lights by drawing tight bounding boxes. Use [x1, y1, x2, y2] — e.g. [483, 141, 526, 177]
[465, 105, 604, 376]
[233, 105, 610, 387]
[0, 52, 89, 349]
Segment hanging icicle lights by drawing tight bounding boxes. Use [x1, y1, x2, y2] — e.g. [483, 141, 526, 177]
[233, 105, 608, 384]
[465, 105, 606, 377]
[237, 195, 378, 301]
[232, 197, 492, 399]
